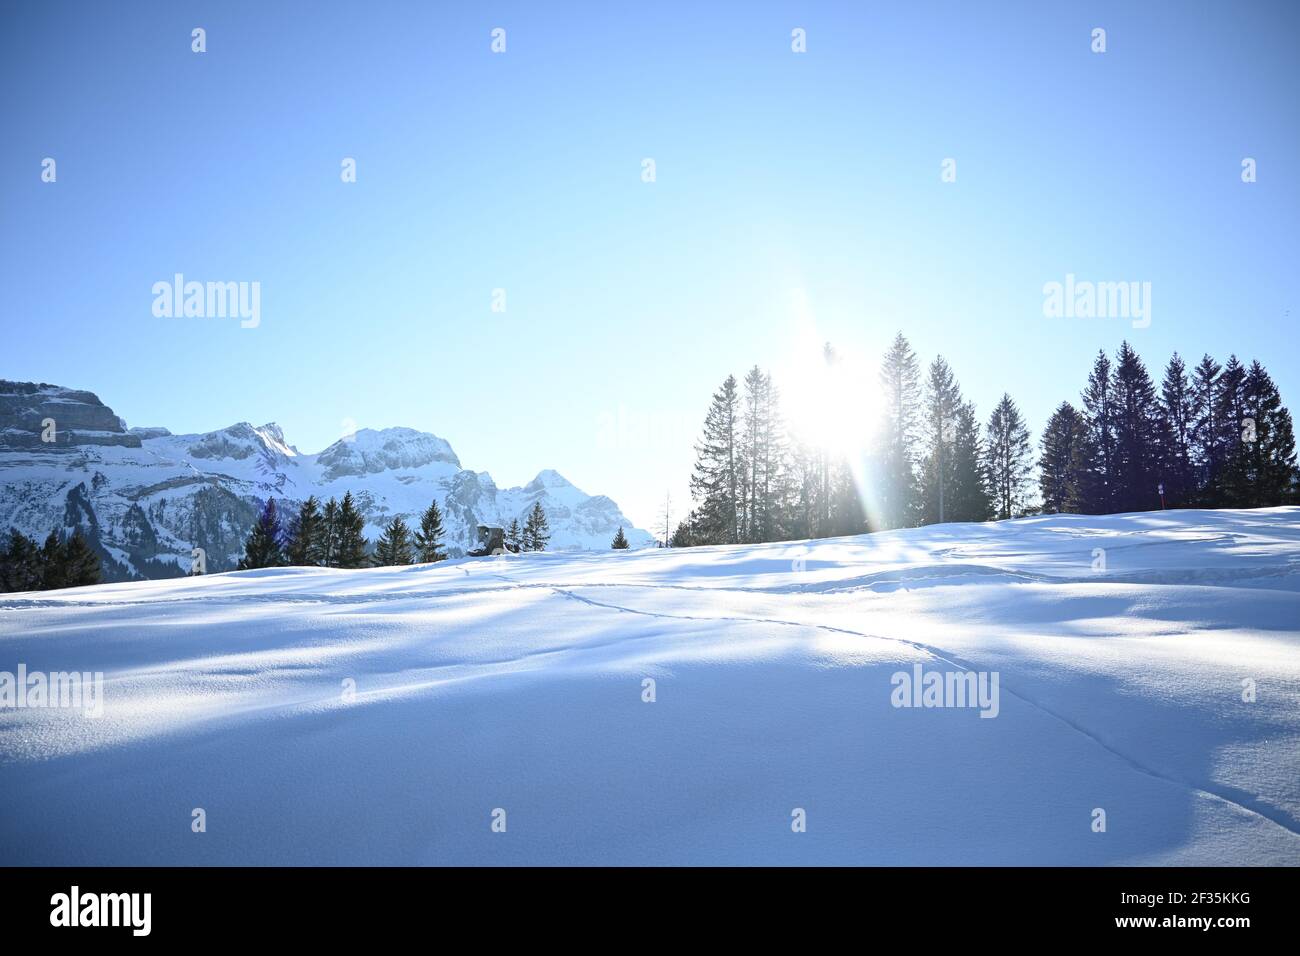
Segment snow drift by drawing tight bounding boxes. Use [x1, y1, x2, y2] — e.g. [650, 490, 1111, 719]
[2, 507, 1299, 865]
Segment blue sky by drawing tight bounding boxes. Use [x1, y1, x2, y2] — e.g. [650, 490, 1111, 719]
[3, 1, 1297, 531]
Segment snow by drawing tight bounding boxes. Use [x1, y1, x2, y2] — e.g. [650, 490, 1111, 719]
[2, 507, 1298, 865]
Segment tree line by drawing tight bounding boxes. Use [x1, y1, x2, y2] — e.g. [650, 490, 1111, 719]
[236, 491, 552, 570]
[0, 527, 102, 592]
[677, 334, 1297, 546]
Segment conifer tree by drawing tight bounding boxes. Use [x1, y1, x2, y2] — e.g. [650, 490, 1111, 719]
[1229, 360, 1298, 507]
[1190, 355, 1223, 505]
[39, 531, 67, 590]
[877, 332, 922, 530]
[690, 375, 741, 544]
[413, 499, 448, 563]
[611, 526, 630, 549]
[985, 394, 1032, 520]
[1216, 356, 1250, 506]
[63, 528, 102, 587]
[0, 529, 43, 592]
[1080, 349, 1116, 513]
[238, 499, 287, 570]
[334, 492, 369, 568]
[285, 496, 323, 566]
[373, 515, 414, 566]
[1039, 402, 1091, 514]
[920, 356, 961, 524]
[1156, 354, 1196, 508]
[505, 517, 523, 553]
[524, 502, 550, 551]
[314, 498, 340, 567]
[1109, 341, 1160, 512]
[948, 401, 994, 522]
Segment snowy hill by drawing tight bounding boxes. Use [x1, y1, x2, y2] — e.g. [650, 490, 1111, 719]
[0, 380, 653, 578]
[2, 507, 1298, 865]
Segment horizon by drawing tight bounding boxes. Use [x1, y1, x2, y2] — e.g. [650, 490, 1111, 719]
[4, 0, 1299, 533]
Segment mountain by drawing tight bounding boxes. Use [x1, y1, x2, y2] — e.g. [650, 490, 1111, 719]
[0, 380, 653, 580]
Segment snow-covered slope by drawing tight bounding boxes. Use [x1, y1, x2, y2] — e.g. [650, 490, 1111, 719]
[2, 508, 1298, 865]
[0, 380, 653, 578]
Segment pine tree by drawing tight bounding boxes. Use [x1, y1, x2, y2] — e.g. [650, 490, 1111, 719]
[0, 529, 43, 592]
[523, 502, 550, 551]
[1230, 360, 1298, 507]
[62, 528, 102, 587]
[1039, 402, 1092, 513]
[1080, 349, 1116, 513]
[1216, 356, 1250, 506]
[1109, 341, 1160, 513]
[237, 499, 287, 570]
[1156, 354, 1196, 508]
[373, 515, 414, 566]
[877, 332, 922, 530]
[285, 496, 324, 566]
[948, 401, 993, 522]
[1190, 355, 1224, 505]
[39, 531, 67, 590]
[413, 499, 448, 562]
[315, 498, 340, 567]
[611, 526, 630, 549]
[334, 492, 369, 568]
[985, 394, 1032, 520]
[505, 517, 523, 553]
[690, 375, 741, 544]
[920, 356, 961, 524]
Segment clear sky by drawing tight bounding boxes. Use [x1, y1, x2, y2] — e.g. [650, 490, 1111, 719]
[3, 1, 1297, 533]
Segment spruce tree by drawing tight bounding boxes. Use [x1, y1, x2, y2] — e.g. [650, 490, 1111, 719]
[39, 531, 67, 590]
[0, 529, 43, 592]
[1156, 354, 1196, 508]
[920, 356, 961, 524]
[414, 499, 448, 563]
[505, 517, 524, 553]
[1216, 356, 1250, 506]
[985, 394, 1032, 520]
[334, 492, 369, 568]
[1038, 402, 1096, 514]
[948, 401, 993, 522]
[1231, 360, 1298, 507]
[373, 516, 414, 566]
[690, 374, 741, 544]
[285, 496, 323, 566]
[523, 502, 550, 551]
[611, 526, 630, 549]
[62, 528, 102, 587]
[1190, 355, 1223, 505]
[237, 499, 287, 570]
[877, 332, 922, 530]
[1080, 349, 1116, 513]
[315, 498, 340, 567]
[1109, 341, 1160, 513]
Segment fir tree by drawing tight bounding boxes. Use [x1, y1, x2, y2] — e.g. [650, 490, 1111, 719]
[948, 401, 994, 522]
[920, 356, 961, 524]
[1190, 355, 1224, 505]
[985, 394, 1032, 520]
[334, 492, 369, 568]
[315, 498, 341, 567]
[1216, 356, 1250, 506]
[285, 496, 324, 566]
[523, 502, 550, 551]
[1080, 349, 1115, 513]
[0, 529, 43, 593]
[413, 499, 448, 563]
[877, 332, 922, 530]
[1231, 360, 1298, 506]
[505, 517, 524, 553]
[690, 374, 741, 544]
[373, 515, 414, 566]
[1109, 341, 1160, 513]
[237, 499, 287, 570]
[1039, 402, 1092, 514]
[39, 531, 67, 590]
[62, 528, 102, 587]
[1156, 354, 1196, 508]
[611, 526, 630, 549]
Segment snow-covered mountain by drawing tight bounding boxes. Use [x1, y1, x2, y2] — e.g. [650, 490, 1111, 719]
[0, 380, 652, 579]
